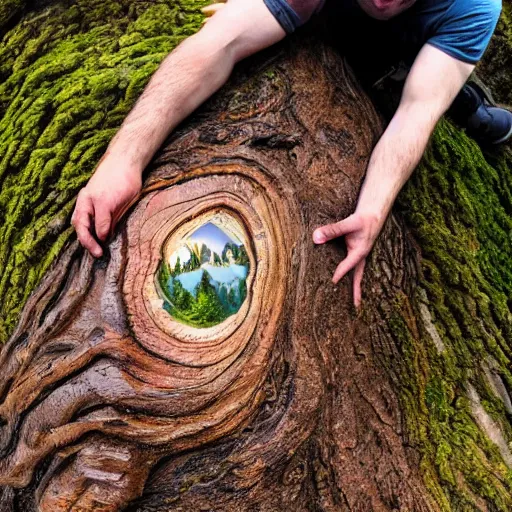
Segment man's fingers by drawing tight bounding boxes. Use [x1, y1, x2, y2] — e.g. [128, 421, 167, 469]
[353, 259, 366, 309]
[75, 221, 103, 258]
[332, 250, 364, 285]
[94, 203, 112, 242]
[313, 215, 361, 244]
[72, 194, 103, 258]
[71, 193, 93, 233]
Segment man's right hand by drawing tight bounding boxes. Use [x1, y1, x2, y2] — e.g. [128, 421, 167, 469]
[71, 160, 142, 257]
[71, 0, 291, 258]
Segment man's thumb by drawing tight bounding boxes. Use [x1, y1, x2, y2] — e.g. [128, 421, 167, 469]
[313, 215, 359, 244]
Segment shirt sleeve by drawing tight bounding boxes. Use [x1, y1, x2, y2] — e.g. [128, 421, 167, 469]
[427, 0, 502, 64]
[263, 0, 324, 34]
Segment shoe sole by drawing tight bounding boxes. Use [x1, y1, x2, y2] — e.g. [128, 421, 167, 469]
[493, 121, 512, 144]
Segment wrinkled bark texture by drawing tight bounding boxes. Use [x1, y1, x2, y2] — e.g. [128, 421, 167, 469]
[0, 1, 512, 511]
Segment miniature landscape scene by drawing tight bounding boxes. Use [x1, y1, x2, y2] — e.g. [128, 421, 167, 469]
[157, 222, 250, 328]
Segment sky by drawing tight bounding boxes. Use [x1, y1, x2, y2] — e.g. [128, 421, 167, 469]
[189, 223, 238, 254]
[170, 245, 192, 267]
[168, 222, 242, 267]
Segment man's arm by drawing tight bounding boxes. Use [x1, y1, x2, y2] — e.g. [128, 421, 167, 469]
[313, 44, 474, 307]
[72, 0, 286, 257]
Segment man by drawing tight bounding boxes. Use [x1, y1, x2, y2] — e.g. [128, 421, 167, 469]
[72, 0, 509, 308]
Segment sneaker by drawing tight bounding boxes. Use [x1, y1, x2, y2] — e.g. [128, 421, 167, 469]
[450, 82, 512, 145]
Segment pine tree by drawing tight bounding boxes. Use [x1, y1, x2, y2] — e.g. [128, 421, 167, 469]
[189, 271, 227, 324]
[170, 279, 192, 311]
[158, 260, 172, 289]
[237, 246, 250, 266]
[173, 256, 181, 276]
[218, 285, 229, 309]
[227, 286, 237, 310]
[238, 279, 247, 305]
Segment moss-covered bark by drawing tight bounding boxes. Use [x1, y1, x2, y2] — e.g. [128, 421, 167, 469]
[388, 2, 512, 507]
[477, 1, 512, 105]
[0, 0, 208, 343]
[389, 121, 512, 510]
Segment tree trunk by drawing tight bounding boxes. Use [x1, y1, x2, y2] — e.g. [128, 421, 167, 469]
[0, 2, 512, 511]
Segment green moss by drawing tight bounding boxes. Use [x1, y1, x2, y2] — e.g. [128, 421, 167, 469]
[389, 90, 512, 511]
[0, 0, 27, 32]
[376, 7, 512, 507]
[477, 2, 512, 104]
[0, 0, 208, 342]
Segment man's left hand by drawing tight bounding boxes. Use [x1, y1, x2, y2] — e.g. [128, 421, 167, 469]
[312, 212, 383, 308]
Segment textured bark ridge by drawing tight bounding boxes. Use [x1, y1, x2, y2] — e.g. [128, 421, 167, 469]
[0, 36, 438, 511]
[1, 1, 512, 512]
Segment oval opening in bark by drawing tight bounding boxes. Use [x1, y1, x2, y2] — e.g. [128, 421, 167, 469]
[156, 212, 250, 329]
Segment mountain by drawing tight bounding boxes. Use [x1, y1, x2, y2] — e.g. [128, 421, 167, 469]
[172, 263, 248, 297]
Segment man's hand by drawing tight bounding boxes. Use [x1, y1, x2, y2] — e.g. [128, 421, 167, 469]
[312, 45, 474, 308]
[71, 160, 141, 257]
[71, 0, 287, 257]
[313, 212, 382, 308]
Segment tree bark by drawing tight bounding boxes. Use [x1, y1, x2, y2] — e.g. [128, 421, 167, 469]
[1, 1, 512, 511]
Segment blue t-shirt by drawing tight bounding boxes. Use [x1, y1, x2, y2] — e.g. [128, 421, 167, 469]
[264, 0, 502, 64]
